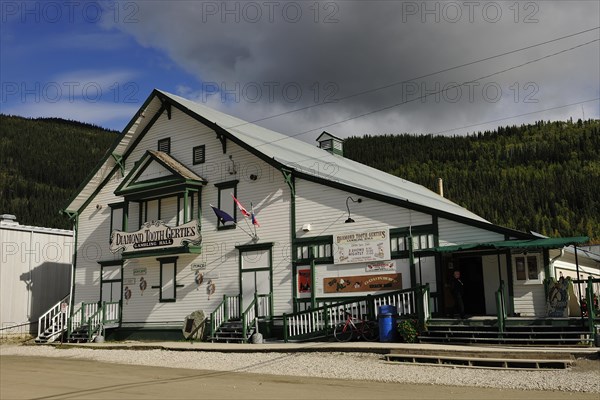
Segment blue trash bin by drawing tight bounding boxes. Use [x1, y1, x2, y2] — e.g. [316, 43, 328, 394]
[378, 305, 398, 342]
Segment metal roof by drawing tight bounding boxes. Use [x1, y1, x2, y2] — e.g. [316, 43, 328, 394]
[67, 89, 493, 224]
[433, 236, 590, 253]
[157, 90, 490, 224]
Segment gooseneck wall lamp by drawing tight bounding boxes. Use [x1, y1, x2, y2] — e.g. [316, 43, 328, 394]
[345, 196, 362, 223]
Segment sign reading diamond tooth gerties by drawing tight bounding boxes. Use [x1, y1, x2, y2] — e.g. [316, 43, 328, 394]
[110, 220, 201, 253]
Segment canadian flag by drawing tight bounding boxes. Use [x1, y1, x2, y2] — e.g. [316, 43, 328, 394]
[231, 193, 251, 217]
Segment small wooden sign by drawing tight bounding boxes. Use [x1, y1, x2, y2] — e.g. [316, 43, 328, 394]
[324, 273, 402, 293]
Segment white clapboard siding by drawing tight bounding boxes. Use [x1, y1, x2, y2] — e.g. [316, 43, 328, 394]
[513, 285, 546, 317]
[73, 176, 123, 307]
[67, 108, 296, 322]
[295, 180, 432, 238]
[437, 218, 504, 246]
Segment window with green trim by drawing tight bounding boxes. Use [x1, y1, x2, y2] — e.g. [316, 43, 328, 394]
[158, 138, 171, 154]
[158, 257, 180, 302]
[178, 191, 200, 224]
[193, 145, 205, 165]
[214, 180, 238, 230]
[109, 203, 124, 238]
[295, 237, 333, 263]
[390, 226, 436, 257]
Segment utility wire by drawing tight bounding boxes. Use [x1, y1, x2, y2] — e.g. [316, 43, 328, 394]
[258, 38, 599, 143]
[279, 97, 600, 167]
[223, 26, 599, 129]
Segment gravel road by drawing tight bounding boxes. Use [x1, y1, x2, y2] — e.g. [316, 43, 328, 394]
[1, 344, 598, 393]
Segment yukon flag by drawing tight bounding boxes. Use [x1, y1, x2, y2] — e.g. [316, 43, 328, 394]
[251, 202, 260, 227]
[231, 193, 251, 217]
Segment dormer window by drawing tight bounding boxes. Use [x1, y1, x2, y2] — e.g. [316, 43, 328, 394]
[316, 131, 343, 156]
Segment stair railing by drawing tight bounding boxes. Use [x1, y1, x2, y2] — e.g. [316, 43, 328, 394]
[37, 294, 69, 342]
[86, 306, 104, 341]
[495, 280, 506, 333]
[68, 302, 99, 338]
[585, 277, 599, 337]
[103, 301, 120, 325]
[209, 294, 240, 337]
[256, 294, 272, 318]
[241, 294, 258, 342]
[283, 285, 429, 342]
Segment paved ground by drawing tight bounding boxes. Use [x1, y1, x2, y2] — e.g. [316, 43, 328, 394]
[2, 355, 598, 400]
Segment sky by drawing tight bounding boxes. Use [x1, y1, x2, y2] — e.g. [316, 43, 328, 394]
[1, 0, 599, 142]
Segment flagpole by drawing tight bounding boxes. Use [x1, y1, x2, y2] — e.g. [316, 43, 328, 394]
[251, 202, 257, 239]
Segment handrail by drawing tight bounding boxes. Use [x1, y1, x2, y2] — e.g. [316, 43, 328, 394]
[86, 306, 104, 341]
[37, 294, 69, 341]
[585, 276, 598, 337]
[283, 285, 429, 342]
[241, 294, 258, 342]
[103, 301, 120, 324]
[495, 281, 506, 333]
[210, 296, 227, 338]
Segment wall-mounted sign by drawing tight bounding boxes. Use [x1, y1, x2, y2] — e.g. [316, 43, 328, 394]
[298, 269, 311, 293]
[324, 273, 402, 293]
[334, 228, 390, 264]
[124, 278, 136, 285]
[133, 267, 147, 276]
[191, 263, 206, 271]
[366, 261, 395, 272]
[110, 220, 201, 253]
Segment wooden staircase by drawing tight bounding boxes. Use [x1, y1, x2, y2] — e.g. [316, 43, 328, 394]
[209, 319, 254, 343]
[418, 317, 595, 346]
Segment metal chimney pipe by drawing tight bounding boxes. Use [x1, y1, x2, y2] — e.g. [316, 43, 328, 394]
[437, 178, 444, 197]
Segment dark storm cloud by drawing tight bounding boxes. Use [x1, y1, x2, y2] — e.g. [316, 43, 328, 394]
[105, 1, 600, 140]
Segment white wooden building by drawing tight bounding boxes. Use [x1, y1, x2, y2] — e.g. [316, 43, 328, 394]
[0, 215, 72, 336]
[55, 90, 599, 342]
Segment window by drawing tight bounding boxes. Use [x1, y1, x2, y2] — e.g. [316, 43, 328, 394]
[178, 191, 200, 224]
[296, 240, 332, 262]
[193, 145, 205, 165]
[214, 180, 238, 230]
[158, 257, 180, 302]
[109, 203, 124, 238]
[514, 255, 540, 283]
[100, 261, 122, 303]
[390, 226, 436, 256]
[158, 138, 171, 154]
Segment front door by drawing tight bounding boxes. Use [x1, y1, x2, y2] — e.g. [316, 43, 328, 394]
[241, 269, 270, 310]
[458, 256, 486, 315]
[239, 245, 273, 312]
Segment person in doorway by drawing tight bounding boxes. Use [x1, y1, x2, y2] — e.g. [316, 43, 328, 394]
[451, 270, 466, 319]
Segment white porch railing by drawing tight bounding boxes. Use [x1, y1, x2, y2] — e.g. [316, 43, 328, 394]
[36, 294, 69, 343]
[283, 285, 430, 342]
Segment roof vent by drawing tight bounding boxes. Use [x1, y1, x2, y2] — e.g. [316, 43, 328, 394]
[316, 131, 344, 156]
[0, 214, 19, 226]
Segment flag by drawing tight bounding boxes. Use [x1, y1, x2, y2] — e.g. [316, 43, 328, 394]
[251, 212, 260, 227]
[231, 193, 251, 217]
[210, 204, 235, 224]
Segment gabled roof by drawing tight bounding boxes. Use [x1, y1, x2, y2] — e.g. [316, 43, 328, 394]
[114, 150, 206, 198]
[316, 131, 344, 142]
[65, 89, 528, 236]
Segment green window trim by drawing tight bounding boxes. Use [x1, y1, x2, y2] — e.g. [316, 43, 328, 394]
[390, 225, 436, 258]
[109, 202, 125, 239]
[214, 180, 239, 230]
[157, 256, 182, 302]
[294, 236, 334, 264]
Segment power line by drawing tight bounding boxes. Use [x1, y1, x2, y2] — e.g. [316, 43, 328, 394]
[255, 38, 599, 145]
[430, 98, 600, 135]
[224, 26, 599, 129]
[281, 97, 600, 167]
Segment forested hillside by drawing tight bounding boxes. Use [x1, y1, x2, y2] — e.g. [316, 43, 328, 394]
[344, 119, 600, 243]
[0, 115, 118, 229]
[1, 115, 598, 243]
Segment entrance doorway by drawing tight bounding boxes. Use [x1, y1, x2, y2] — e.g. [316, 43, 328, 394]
[457, 257, 486, 315]
[241, 269, 270, 310]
